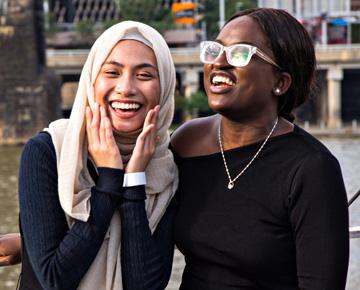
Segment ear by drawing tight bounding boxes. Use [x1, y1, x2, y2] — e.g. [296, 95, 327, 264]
[272, 72, 292, 96]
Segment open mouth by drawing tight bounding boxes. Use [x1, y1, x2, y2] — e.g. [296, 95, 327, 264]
[110, 101, 142, 112]
[211, 74, 235, 87]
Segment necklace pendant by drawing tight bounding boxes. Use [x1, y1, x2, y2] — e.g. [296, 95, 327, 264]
[228, 181, 234, 189]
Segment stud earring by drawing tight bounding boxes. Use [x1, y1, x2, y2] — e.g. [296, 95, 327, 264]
[274, 88, 281, 94]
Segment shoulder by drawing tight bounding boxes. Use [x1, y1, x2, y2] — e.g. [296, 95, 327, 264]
[171, 114, 219, 158]
[22, 131, 56, 162]
[289, 128, 343, 183]
[294, 125, 330, 151]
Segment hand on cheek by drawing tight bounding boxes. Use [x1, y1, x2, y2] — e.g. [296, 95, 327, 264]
[126, 105, 160, 173]
[86, 103, 123, 169]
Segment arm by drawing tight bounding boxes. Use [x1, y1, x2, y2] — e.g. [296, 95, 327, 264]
[116, 104, 175, 289]
[0, 233, 21, 266]
[289, 151, 349, 290]
[120, 186, 177, 290]
[19, 135, 123, 290]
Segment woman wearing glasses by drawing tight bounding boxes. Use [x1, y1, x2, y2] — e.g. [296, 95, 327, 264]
[171, 8, 349, 290]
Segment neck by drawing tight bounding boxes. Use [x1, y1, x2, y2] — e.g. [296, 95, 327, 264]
[113, 128, 142, 164]
[219, 115, 278, 150]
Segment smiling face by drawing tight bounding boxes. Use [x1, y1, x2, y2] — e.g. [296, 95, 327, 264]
[94, 39, 160, 133]
[204, 16, 279, 122]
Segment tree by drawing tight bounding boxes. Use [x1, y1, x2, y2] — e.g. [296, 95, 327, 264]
[203, 0, 257, 40]
[118, 0, 173, 33]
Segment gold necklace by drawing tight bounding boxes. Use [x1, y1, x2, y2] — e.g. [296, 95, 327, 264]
[218, 117, 278, 190]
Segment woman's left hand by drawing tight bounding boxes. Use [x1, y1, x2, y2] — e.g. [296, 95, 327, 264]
[126, 105, 160, 173]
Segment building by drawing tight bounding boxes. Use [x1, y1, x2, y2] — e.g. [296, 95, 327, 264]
[0, 0, 61, 144]
[47, 0, 120, 24]
[258, 0, 360, 127]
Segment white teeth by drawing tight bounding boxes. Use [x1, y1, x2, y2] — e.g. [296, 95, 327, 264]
[212, 75, 235, 86]
[111, 102, 140, 110]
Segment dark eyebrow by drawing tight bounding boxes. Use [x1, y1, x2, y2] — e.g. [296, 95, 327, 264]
[215, 39, 256, 46]
[103, 61, 157, 70]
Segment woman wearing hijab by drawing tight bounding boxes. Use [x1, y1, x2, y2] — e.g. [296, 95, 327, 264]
[18, 21, 178, 290]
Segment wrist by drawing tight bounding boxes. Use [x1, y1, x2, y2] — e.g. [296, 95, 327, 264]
[123, 172, 146, 187]
[96, 167, 125, 196]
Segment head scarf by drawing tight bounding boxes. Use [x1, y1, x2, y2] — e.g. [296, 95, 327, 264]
[45, 21, 178, 290]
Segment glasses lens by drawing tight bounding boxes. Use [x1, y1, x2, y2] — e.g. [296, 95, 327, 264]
[228, 45, 251, 67]
[201, 42, 222, 63]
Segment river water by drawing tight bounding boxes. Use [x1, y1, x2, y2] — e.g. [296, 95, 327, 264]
[0, 137, 359, 290]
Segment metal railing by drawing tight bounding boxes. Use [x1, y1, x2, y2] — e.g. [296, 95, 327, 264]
[349, 189, 360, 239]
[316, 43, 360, 51]
[350, 227, 360, 239]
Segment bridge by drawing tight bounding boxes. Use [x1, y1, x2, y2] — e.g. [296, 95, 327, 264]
[47, 45, 360, 128]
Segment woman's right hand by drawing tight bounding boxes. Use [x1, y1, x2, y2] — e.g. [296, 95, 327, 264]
[86, 103, 123, 169]
[0, 233, 21, 266]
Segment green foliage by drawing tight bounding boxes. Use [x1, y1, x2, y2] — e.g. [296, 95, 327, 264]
[203, 0, 257, 39]
[76, 20, 95, 37]
[174, 91, 211, 120]
[186, 91, 210, 112]
[102, 20, 119, 31]
[44, 12, 60, 34]
[118, 0, 173, 33]
[175, 94, 186, 111]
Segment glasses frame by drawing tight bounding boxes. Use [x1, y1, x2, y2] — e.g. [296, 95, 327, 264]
[200, 41, 281, 69]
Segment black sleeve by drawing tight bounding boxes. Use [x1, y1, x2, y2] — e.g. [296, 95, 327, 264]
[120, 185, 177, 290]
[289, 151, 349, 290]
[19, 134, 124, 290]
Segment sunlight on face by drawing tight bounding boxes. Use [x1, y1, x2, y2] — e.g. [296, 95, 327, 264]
[94, 40, 160, 133]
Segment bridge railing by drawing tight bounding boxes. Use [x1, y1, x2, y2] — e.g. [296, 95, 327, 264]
[316, 43, 360, 52]
[350, 227, 360, 239]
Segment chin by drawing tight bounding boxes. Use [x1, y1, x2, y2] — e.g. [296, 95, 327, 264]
[113, 125, 141, 134]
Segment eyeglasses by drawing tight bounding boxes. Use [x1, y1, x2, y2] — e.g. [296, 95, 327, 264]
[200, 41, 280, 69]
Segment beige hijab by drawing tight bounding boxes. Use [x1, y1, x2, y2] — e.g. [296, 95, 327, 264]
[45, 21, 178, 289]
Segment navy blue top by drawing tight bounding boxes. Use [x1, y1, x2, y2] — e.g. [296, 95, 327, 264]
[18, 132, 177, 290]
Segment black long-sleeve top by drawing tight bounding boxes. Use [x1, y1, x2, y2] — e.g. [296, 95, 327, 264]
[19, 125, 349, 290]
[18, 132, 176, 290]
[174, 125, 349, 289]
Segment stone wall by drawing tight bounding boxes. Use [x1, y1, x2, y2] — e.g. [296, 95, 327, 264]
[0, 0, 61, 144]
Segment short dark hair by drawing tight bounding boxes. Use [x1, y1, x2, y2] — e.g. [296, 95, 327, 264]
[225, 8, 316, 122]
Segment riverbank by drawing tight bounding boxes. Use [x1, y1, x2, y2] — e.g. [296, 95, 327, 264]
[302, 124, 360, 138]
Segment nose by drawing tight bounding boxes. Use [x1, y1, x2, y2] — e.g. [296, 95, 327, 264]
[114, 75, 136, 97]
[213, 50, 232, 68]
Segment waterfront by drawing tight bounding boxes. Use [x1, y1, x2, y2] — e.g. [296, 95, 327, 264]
[0, 137, 360, 289]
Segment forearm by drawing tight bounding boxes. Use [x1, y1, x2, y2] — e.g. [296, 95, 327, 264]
[20, 181, 121, 290]
[19, 136, 124, 290]
[120, 186, 176, 290]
